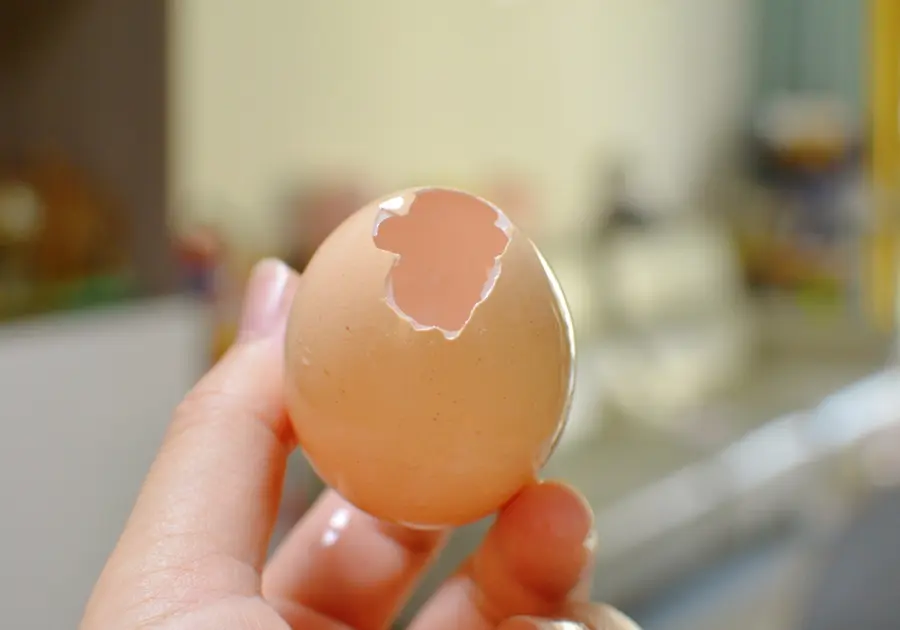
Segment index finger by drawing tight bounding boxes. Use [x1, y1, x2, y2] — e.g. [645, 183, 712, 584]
[85, 261, 300, 619]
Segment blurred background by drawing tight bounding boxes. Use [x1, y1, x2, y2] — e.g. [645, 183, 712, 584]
[3, 0, 900, 628]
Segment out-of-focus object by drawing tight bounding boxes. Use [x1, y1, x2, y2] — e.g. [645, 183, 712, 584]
[870, 0, 900, 332]
[547, 161, 643, 352]
[1, 0, 172, 299]
[24, 158, 132, 286]
[593, 168, 752, 424]
[212, 246, 247, 365]
[0, 295, 207, 630]
[0, 0, 83, 72]
[209, 281, 242, 365]
[284, 187, 574, 527]
[602, 218, 745, 328]
[0, 158, 136, 321]
[547, 252, 598, 343]
[738, 94, 862, 310]
[0, 177, 44, 314]
[0, 180, 43, 243]
[174, 222, 235, 363]
[801, 486, 900, 630]
[753, 0, 864, 145]
[755, 96, 856, 166]
[537, 159, 613, 445]
[174, 223, 226, 299]
[482, 171, 536, 236]
[596, 161, 648, 236]
[283, 181, 367, 272]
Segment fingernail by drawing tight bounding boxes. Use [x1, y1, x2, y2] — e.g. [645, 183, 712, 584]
[555, 480, 597, 552]
[555, 481, 597, 600]
[238, 258, 294, 341]
[604, 607, 642, 630]
[571, 545, 596, 601]
[584, 524, 598, 554]
[573, 604, 644, 630]
[498, 619, 587, 630]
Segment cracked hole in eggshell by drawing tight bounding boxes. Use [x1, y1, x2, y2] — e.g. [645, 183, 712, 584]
[372, 188, 512, 339]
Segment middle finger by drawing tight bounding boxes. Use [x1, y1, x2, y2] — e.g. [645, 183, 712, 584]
[262, 489, 449, 630]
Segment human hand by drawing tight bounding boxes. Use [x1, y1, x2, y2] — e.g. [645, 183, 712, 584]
[80, 259, 640, 630]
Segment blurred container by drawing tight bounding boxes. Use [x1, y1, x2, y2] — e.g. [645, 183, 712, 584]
[742, 94, 864, 310]
[593, 208, 752, 425]
[174, 223, 226, 299]
[0, 177, 43, 316]
[0, 158, 139, 321]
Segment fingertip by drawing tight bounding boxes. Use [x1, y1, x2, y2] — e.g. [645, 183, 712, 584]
[454, 479, 595, 624]
[489, 480, 596, 599]
[498, 617, 587, 630]
[238, 258, 301, 344]
[497, 605, 642, 630]
[498, 480, 595, 548]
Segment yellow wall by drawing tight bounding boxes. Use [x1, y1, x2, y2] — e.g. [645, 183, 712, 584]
[170, 0, 751, 250]
[868, 0, 900, 329]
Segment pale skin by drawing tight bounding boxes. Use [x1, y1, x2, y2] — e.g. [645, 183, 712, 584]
[80, 259, 642, 630]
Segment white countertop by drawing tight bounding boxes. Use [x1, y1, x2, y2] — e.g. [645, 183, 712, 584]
[0, 297, 210, 629]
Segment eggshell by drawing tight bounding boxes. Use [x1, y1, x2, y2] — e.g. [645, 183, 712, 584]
[284, 187, 574, 527]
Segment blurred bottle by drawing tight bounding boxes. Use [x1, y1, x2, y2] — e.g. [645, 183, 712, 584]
[0, 177, 43, 318]
[749, 94, 863, 313]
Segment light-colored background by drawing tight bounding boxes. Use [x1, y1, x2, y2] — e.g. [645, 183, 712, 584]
[0, 298, 208, 627]
[169, 0, 752, 248]
[0, 1, 881, 628]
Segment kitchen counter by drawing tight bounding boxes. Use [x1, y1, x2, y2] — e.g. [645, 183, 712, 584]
[0, 296, 210, 629]
[396, 332, 898, 627]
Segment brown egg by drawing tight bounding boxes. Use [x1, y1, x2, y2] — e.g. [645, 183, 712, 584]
[284, 187, 574, 527]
